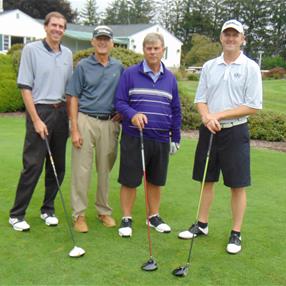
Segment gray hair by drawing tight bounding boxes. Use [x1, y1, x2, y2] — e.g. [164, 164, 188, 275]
[143, 33, 165, 48]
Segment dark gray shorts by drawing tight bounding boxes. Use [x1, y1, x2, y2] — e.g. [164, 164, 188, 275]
[193, 124, 250, 188]
[118, 132, 170, 188]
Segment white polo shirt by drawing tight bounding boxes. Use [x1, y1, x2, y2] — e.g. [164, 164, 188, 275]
[195, 52, 262, 123]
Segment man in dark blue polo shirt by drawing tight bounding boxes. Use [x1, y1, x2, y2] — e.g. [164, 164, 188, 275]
[66, 26, 124, 232]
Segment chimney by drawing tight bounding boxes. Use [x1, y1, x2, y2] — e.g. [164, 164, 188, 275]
[0, 0, 3, 13]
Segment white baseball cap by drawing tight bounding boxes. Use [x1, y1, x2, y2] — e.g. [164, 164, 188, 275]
[221, 19, 244, 34]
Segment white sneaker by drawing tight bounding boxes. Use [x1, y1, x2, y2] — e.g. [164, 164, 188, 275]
[9, 217, 30, 231]
[118, 217, 132, 237]
[178, 223, 208, 239]
[226, 233, 242, 254]
[40, 213, 59, 226]
[148, 215, 171, 233]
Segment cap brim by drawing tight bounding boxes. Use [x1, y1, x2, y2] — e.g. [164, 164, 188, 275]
[94, 33, 112, 38]
[222, 25, 243, 33]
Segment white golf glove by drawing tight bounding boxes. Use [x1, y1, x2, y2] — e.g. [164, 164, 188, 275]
[170, 142, 180, 155]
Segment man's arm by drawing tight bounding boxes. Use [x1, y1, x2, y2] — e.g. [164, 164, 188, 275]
[197, 103, 258, 134]
[21, 89, 48, 139]
[68, 95, 83, 149]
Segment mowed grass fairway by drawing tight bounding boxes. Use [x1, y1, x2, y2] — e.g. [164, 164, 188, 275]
[179, 79, 286, 115]
[0, 117, 285, 286]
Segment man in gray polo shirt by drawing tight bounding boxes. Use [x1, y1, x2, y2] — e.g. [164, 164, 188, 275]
[178, 19, 262, 254]
[9, 12, 73, 231]
[66, 25, 123, 232]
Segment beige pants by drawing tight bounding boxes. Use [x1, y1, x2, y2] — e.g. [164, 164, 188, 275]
[71, 112, 120, 217]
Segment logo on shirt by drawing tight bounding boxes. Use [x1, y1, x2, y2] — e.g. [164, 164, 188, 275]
[233, 72, 241, 79]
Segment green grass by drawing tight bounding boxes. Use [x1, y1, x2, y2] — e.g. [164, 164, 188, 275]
[0, 117, 285, 285]
[179, 79, 286, 114]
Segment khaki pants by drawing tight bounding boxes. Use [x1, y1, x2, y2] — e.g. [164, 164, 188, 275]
[71, 112, 120, 217]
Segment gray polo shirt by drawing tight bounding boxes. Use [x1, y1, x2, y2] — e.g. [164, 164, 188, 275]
[195, 52, 263, 123]
[17, 40, 73, 104]
[66, 54, 124, 115]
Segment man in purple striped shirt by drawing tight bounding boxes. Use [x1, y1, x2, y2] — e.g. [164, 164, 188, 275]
[115, 32, 181, 237]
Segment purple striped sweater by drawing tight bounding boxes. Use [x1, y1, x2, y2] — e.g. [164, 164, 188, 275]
[115, 61, 181, 143]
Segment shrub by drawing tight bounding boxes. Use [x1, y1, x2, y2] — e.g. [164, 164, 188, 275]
[249, 111, 286, 142]
[180, 95, 201, 130]
[7, 43, 23, 55]
[73, 47, 143, 67]
[0, 54, 23, 112]
[187, 73, 199, 81]
[173, 70, 184, 81]
[262, 56, 286, 70]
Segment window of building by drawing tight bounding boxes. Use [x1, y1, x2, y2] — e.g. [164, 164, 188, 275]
[164, 47, 168, 60]
[3, 35, 9, 51]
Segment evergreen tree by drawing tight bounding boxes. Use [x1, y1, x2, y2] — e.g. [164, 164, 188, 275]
[103, 0, 129, 25]
[80, 0, 99, 26]
[102, 0, 153, 24]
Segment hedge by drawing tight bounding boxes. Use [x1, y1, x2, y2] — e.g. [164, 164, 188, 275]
[180, 98, 286, 142]
[1, 46, 285, 142]
[73, 47, 143, 67]
[0, 54, 23, 112]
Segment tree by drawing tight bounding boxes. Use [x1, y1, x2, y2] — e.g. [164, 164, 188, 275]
[267, 0, 286, 58]
[3, 0, 77, 22]
[103, 0, 129, 25]
[156, 0, 184, 35]
[102, 0, 154, 24]
[185, 34, 221, 66]
[80, 0, 99, 26]
[128, 0, 154, 24]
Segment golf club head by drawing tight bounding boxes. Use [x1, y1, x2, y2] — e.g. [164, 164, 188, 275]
[172, 264, 190, 277]
[69, 246, 85, 258]
[141, 258, 158, 271]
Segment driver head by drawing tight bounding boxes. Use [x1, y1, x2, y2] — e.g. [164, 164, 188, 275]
[141, 258, 158, 271]
[172, 265, 189, 277]
[69, 246, 85, 258]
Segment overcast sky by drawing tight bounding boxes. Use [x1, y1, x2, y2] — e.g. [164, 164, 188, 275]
[69, 0, 113, 13]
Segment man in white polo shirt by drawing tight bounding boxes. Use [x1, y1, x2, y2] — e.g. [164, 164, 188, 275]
[178, 19, 262, 254]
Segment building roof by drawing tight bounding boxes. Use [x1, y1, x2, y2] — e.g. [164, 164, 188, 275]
[66, 23, 155, 37]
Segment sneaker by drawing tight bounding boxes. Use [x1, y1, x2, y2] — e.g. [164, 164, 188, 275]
[118, 217, 132, 237]
[73, 215, 88, 233]
[226, 233, 242, 254]
[40, 213, 58, 226]
[9, 217, 30, 231]
[178, 222, 208, 239]
[148, 215, 171, 233]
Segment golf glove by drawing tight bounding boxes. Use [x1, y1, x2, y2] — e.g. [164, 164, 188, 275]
[170, 142, 180, 155]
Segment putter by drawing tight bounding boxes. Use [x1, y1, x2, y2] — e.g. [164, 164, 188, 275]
[172, 133, 214, 277]
[140, 130, 158, 271]
[44, 138, 85, 258]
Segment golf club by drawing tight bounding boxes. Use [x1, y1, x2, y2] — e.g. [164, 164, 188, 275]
[140, 130, 158, 271]
[172, 132, 214, 277]
[44, 138, 85, 258]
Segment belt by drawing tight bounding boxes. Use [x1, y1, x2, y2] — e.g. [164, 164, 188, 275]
[220, 119, 247, 129]
[36, 102, 65, 109]
[87, 114, 113, 120]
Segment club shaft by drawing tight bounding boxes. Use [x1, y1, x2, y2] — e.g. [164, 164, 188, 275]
[140, 130, 153, 258]
[45, 138, 76, 246]
[187, 133, 213, 264]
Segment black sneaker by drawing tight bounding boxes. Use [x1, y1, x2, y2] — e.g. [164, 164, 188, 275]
[178, 222, 208, 239]
[226, 233, 242, 254]
[118, 217, 132, 237]
[148, 215, 171, 233]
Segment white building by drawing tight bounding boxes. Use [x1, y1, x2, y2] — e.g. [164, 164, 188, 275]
[0, 5, 183, 68]
[63, 23, 183, 68]
[0, 9, 45, 53]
